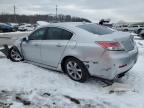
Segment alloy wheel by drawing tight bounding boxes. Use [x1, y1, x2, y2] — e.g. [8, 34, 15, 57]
[66, 61, 83, 80]
[10, 48, 22, 61]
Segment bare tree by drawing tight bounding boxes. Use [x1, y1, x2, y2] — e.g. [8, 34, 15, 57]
[0, 14, 91, 24]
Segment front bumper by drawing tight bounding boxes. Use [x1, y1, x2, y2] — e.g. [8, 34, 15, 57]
[84, 47, 138, 80]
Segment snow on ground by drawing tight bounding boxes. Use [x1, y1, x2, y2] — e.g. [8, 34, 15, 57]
[0, 37, 144, 108]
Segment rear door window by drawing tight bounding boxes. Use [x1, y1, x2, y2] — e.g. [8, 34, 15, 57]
[45, 27, 73, 40]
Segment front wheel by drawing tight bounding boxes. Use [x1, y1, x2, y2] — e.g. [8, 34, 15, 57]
[64, 58, 89, 82]
[9, 47, 24, 62]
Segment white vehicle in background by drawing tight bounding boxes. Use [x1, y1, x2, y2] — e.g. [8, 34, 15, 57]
[113, 25, 129, 31]
[128, 25, 144, 32]
[18, 24, 34, 31]
[113, 24, 144, 32]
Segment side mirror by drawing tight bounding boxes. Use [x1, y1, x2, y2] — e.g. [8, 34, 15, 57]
[22, 37, 28, 42]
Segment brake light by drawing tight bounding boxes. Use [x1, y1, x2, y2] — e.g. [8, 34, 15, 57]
[96, 41, 125, 51]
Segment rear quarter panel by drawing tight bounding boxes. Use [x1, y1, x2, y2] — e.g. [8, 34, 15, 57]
[60, 29, 106, 64]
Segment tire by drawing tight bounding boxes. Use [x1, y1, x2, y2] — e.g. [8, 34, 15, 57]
[64, 57, 89, 82]
[9, 47, 24, 62]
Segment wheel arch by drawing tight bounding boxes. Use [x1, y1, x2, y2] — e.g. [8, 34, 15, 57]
[10, 46, 21, 54]
[61, 55, 82, 72]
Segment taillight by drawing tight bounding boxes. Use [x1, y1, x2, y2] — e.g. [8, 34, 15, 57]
[96, 41, 125, 51]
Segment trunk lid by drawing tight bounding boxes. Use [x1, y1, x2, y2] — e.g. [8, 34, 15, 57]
[100, 31, 135, 51]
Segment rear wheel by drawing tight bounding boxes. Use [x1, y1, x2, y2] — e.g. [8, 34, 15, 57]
[9, 47, 23, 62]
[64, 57, 89, 82]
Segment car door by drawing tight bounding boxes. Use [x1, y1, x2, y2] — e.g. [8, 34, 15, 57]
[22, 27, 47, 63]
[41, 27, 73, 68]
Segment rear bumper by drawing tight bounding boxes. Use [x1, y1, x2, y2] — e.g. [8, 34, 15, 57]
[85, 46, 138, 80]
[113, 48, 138, 78]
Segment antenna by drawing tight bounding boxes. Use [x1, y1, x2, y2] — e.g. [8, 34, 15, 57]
[56, 5, 58, 21]
[14, 5, 16, 15]
[56, 0, 60, 22]
[13, 0, 17, 22]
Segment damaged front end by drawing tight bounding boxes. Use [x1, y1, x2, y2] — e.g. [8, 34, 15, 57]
[0, 44, 10, 59]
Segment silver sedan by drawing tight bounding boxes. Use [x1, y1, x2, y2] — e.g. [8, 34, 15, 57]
[6, 22, 138, 82]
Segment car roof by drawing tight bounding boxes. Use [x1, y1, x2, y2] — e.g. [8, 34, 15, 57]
[41, 22, 91, 28]
[37, 22, 92, 32]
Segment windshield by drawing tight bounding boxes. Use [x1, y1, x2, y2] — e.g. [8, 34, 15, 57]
[77, 24, 114, 35]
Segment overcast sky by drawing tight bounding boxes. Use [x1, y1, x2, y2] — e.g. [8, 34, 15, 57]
[0, 0, 144, 23]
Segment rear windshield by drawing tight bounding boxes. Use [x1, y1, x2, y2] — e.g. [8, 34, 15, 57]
[77, 24, 114, 35]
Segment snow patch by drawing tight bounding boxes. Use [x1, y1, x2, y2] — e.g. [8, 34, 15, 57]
[0, 39, 143, 107]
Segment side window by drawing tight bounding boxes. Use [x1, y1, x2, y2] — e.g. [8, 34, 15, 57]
[45, 27, 73, 40]
[62, 29, 73, 40]
[29, 28, 46, 40]
[46, 27, 62, 40]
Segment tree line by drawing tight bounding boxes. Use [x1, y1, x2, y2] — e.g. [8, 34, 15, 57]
[0, 14, 91, 24]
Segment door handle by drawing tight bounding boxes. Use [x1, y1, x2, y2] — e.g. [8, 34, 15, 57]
[56, 43, 62, 47]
